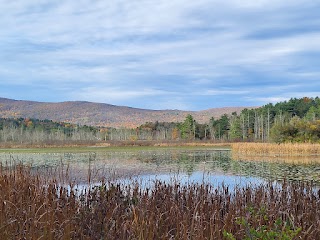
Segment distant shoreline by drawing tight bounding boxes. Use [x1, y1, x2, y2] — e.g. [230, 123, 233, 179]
[0, 140, 230, 151]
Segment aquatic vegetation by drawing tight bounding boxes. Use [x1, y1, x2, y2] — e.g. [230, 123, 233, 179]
[232, 142, 320, 159]
[0, 165, 319, 239]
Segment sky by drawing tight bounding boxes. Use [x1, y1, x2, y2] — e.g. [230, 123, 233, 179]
[0, 0, 320, 110]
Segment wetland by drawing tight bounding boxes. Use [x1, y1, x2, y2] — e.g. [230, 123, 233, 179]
[1, 146, 320, 239]
[1, 146, 320, 185]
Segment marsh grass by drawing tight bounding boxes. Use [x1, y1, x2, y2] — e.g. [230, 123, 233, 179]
[0, 144, 229, 155]
[232, 143, 320, 163]
[0, 164, 319, 239]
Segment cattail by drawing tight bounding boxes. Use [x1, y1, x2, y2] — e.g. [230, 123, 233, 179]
[0, 164, 319, 239]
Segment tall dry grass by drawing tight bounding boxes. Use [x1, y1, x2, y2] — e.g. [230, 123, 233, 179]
[0, 164, 319, 239]
[231, 143, 320, 163]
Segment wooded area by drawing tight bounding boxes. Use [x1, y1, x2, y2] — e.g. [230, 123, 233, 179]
[1, 97, 320, 144]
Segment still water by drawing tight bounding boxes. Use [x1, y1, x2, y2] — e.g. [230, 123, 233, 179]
[0, 147, 320, 186]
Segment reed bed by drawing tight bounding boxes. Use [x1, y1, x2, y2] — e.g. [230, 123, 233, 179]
[0, 165, 319, 239]
[232, 143, 320, 162]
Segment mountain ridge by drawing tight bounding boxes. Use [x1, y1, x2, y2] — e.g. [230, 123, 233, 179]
[0, 97, 256, 128]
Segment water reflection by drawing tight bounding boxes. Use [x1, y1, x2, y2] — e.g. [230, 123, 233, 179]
[119, 171, 265, 190]
[0, 148, 319, 185]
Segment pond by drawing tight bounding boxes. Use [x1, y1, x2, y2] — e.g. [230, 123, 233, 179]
[1, 147, 320, 187]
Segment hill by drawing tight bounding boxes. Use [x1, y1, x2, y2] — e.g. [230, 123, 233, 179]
[0, 97, 254, 128]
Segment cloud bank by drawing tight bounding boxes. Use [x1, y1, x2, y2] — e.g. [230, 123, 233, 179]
[0, 0, 319, 110]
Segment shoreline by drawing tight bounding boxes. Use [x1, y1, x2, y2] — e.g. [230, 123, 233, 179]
[0, 140, 230, 150]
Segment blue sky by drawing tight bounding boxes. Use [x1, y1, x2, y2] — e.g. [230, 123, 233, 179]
[1, 1, 320, 110]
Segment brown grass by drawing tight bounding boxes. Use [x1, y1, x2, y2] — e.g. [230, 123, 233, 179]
[231, 143, 320, 163]
[0, 165, 319, 239]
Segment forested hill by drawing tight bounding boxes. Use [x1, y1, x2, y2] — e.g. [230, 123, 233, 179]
[0, 97, 250, 128]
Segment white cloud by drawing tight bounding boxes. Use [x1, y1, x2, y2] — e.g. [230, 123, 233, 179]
[250, 97, 291, 104]
[293, 71, 320, 79]
[248, 91, 320, 105]
[0, 0, 319, 109]
[72, 86, 175, 103]
[146, 98, 192, 110]
[198, 89, 250, 96]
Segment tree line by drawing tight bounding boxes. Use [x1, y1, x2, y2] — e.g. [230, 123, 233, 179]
[1, 97, 320, 144]
[0, 118, 100, 144]
[111, 96, 320, 143]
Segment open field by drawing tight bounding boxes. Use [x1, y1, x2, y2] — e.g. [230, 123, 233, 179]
[0, 164, 319, 239]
